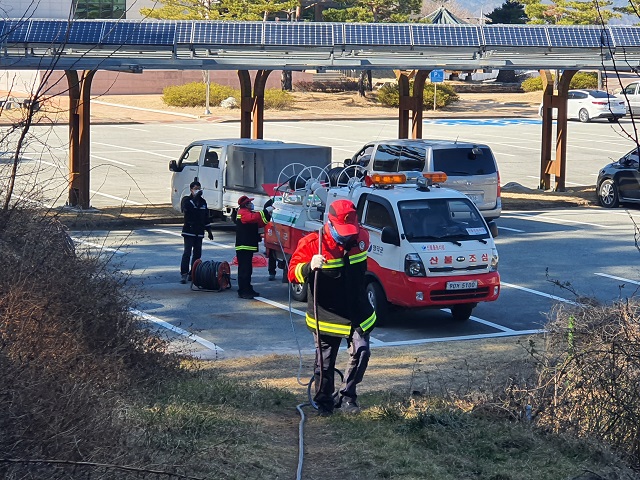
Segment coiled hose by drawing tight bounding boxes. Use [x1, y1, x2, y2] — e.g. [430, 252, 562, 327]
[190, 259, 231, 291]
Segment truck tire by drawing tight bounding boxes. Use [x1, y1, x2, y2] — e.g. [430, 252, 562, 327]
[366, 281, 389, 325]
[290, 282, 307, 302]
[451, 304, 474, 321]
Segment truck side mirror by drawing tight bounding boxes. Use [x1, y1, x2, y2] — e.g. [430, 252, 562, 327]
[169, 160, 179, 172]
[380, 226, 400, 246]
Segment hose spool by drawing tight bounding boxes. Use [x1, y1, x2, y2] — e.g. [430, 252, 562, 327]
[190, 259, 231, 291]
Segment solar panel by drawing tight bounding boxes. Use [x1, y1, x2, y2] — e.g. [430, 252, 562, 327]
[192, 22, 262, 45]
[412, 24, 480, 47]
[67, 21, 105, 44]
[609, 26, 640, 47]
[5, 20, 31, 44]
[101, 21, 175, 46]
[483, 25, 548, 47]
[176, 21, 193, 44]
[332, 23, 344, 46]
[264, 22, 333, 47]
[23, 20, 69, 44]
[0, 21, 5, 43]
[547, 25, 611, 48]
[344, 23, 411, 46]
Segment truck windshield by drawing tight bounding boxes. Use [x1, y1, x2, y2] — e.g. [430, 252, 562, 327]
[399, 198, 489, 242]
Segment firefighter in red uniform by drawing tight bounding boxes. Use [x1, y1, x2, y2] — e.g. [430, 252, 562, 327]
[235, 195, 273, 299]
[288, 199, 376, 415]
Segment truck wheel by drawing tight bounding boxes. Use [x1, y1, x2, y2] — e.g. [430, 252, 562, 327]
[366, 281, 389, 325]
[451, 304, 474, 321]
[290, 282, 307, 302]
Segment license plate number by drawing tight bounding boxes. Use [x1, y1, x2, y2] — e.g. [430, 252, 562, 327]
[467, 194, 482, 204]
[446, 280, 478, 290]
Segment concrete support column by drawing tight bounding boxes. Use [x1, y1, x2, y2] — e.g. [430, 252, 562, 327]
[65, 69, 95, 209]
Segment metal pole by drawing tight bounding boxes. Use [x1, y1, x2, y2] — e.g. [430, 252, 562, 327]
[433, 83, 437, 111]
[205, 70, 211, 115]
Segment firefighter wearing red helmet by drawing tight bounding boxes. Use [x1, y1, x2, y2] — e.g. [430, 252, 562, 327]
[235, 195, 273, 299]
[288, 199, 376, 416]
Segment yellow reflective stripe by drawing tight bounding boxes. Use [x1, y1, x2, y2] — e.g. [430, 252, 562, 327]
[236, 246, 258, 251]
[360, 311, 376, 332]
[306, 315, 352, 336]
[236, 213, 242, 220]
[295, 262, 306, 283]
[349, 251, 367, 264]
[260, 211, 267, 223]
[323, 258, 344, 269]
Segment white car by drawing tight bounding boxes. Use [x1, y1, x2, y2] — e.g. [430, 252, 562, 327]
[538, 89, 626, 123]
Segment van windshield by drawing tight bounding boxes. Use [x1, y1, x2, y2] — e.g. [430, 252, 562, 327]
[432, 147, 496, 176]
[372, 145, 426, 172]
[399, 198, 489, 243]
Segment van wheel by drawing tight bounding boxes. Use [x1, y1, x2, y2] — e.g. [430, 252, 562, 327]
[366, 281, 389, 325]
[290, 282, 307, 302]
[578, 108, 590, 123]
[451, 304, 474, 321]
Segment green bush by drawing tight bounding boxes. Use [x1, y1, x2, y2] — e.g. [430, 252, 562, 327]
[163, 82, 293, 109]
[377, 81, 459, 110]
[521, 72, 599, 92]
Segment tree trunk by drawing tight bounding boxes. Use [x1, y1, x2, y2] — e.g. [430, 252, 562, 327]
[358, 71, 367, 97]
[281, 71, 292, 91]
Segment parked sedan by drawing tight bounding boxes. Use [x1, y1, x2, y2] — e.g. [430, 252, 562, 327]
[538, 89, 626, 123]
[596, 148, 640, 208]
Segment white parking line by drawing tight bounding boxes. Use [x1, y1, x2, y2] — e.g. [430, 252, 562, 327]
[71, 237, 125, 254]
[503, 212, 613, 229]
[93, 142, 175, 159]
[90, 190, 143, 205]
[498, 226, 525, 233]
[594, 272, 640, 285]
[368, 329, 545, 347]
[147, 228, 233, 249]
[92, 154, 135, 167]
[131, 308, 223, 352]
[501, 281, 581, 305]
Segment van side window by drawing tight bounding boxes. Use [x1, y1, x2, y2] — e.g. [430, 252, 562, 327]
[372, 144, 402, 172]
[398, 146, 426, 171]
[203, 147, 221, 168]
[363, 200, 393, 230]
[179, 145, 202, 167]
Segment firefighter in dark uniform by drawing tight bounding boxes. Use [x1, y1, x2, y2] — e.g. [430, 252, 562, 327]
[288, 199, 376, 416]
[180, 181, 213, 284]
[235, 195, 273, 299]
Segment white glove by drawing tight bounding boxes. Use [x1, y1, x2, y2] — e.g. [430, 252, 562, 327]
[310, 254, 325, 270]
[265, 206, 274, 214]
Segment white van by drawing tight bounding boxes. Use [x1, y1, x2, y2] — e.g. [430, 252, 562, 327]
[346, 139, 502, 221]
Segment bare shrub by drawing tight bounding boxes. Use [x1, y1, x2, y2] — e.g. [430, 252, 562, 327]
[294, 80, 359, 93]
[505, 299, 640, 465]
[0, 206, 181, 477]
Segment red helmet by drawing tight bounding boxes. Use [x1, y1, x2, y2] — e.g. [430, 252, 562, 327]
[327, 199, 358, 237]
[238, 195, 254, 207]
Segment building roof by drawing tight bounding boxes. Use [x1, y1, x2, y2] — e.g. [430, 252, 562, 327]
[423, 6, 468, 25]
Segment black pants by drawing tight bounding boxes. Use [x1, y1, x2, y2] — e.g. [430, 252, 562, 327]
[268, 249, 277, 277]
[181, 235, 203, 275]
[313, 329, 370, 413]
[236, 249, 254, 294]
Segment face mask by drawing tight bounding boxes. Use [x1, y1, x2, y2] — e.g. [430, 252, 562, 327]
[328, 221, 353, 246]
[247, 202, 254, 210]
[193, 188, 202, 196]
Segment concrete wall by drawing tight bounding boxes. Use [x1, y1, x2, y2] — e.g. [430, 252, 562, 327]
[3, 0, 153, 19]
[5, 0, 73, 19]
[38, 70, 314, 96]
